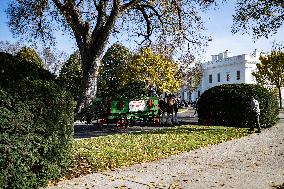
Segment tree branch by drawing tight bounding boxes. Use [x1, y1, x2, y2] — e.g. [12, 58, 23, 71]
[93, 0, 108, 32]
[137, 5, 152, 39]
[121, 0, 140, 12]
[52, 0, 86, 49]
[76, 0, 84, 7]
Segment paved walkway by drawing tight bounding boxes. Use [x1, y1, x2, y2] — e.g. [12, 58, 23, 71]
[46, 114, 284, 189]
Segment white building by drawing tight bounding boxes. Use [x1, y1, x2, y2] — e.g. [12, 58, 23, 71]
[191, 50, 263, 102]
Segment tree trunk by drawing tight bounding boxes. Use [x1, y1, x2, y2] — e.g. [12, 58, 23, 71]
[75, 55, 102, 114]
[278, 87, 282, 109]
[73, 5, 119, 114]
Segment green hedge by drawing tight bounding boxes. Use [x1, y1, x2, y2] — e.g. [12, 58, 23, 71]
[197, 84, 279, 128]
[0, 52, 74, 188]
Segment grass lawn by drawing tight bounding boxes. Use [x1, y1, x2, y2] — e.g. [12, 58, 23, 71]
[72, 125, 249, 173]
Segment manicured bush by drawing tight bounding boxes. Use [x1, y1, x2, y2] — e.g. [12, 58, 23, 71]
[197, 84, 279, 128]
[0, 52, 55, 88]
[0, 52, 74, 188]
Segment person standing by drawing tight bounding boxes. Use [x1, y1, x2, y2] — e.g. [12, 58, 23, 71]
[148, 84, 157, 97]
[193, 97, 199, 117]
[250, 97, 261, 133]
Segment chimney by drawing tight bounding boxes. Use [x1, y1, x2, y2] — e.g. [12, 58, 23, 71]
[223, 50, 231, 58]
[218, 53, 223, 60]
[212, 55, 218, 61]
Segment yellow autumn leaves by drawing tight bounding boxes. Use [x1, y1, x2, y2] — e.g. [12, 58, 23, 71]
[74, 126, 249, 172]
[122, 47, 183, 94]
[97, 44, 183, 98]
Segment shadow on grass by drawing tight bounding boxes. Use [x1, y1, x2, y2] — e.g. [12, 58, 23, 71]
[73, 118, 198, 139]
[73, 121, 238, 139]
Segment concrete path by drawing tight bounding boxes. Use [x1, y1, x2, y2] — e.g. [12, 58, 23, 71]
[46, 114, 284, 189]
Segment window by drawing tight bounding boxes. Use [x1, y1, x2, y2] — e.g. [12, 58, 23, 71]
[236, 70, 240, 80]
[226, 72, 230, 81]
[217, 73, 220, 82]
[209, 74, 212, 83]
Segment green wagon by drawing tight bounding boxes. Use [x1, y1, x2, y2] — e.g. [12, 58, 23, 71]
[93, 97, 160, 129]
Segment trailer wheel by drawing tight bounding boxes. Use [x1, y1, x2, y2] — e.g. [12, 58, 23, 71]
[97, 118, 107, 129]
[154, 116, 161, 127]
[116, 118, 128, 130]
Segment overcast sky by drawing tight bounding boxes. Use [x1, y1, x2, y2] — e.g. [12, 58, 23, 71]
[0, 0, 283, 62]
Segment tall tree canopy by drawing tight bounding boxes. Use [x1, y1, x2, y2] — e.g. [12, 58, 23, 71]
[41, 47, 67, 75]
[97, 43, 132, 98]
[6, 0, 219, 113]
[252, 48, 284, 108]
[128, 48, 183, 94]
[0, 40, 67, 74]
[16, 47, 44, 68]
[98, 45, 181, 98]
[58, 51, 82, 100]
[232, 0, 284, 39]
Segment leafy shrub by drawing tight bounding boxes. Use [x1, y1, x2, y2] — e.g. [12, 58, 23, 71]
[197, 84, 279, 128]
[0, 52, 55, 88]
[0, 52, 74, 188]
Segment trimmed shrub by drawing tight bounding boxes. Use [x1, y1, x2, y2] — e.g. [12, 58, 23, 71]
[0, 52, 74, 188]
[0, 52, 55, 88]
[197, 84, 279, 128]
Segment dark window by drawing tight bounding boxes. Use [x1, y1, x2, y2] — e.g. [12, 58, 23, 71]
[217, 73, 220, 82]
[237, 70, 240, 80]
[209, 74, 212, 83]
[226, 72, 230, 81]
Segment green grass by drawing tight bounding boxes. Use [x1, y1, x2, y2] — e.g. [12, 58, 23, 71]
[74, 125, 249, 172]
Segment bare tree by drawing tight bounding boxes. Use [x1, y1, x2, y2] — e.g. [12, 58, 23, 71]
[0, 40, 22, 55]
[6, 0, 220, 113]
[41, 47, 67, 75]
[183, 62, 203, 93]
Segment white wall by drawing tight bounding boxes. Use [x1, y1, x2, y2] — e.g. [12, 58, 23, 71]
[190, 51, 261, 102]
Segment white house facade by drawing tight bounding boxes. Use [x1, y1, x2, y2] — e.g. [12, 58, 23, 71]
[191, 50, 263, 102]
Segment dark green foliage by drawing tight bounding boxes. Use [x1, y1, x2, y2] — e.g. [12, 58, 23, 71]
[58, 51, 82, 100]
[76, 98, 111, 123]
[97, 44, 133, 98]
[0, 52, 74, 188]
[118, 81, 148, 99]
[0, 52, 54, 88]
[197, 84, 279, 128]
